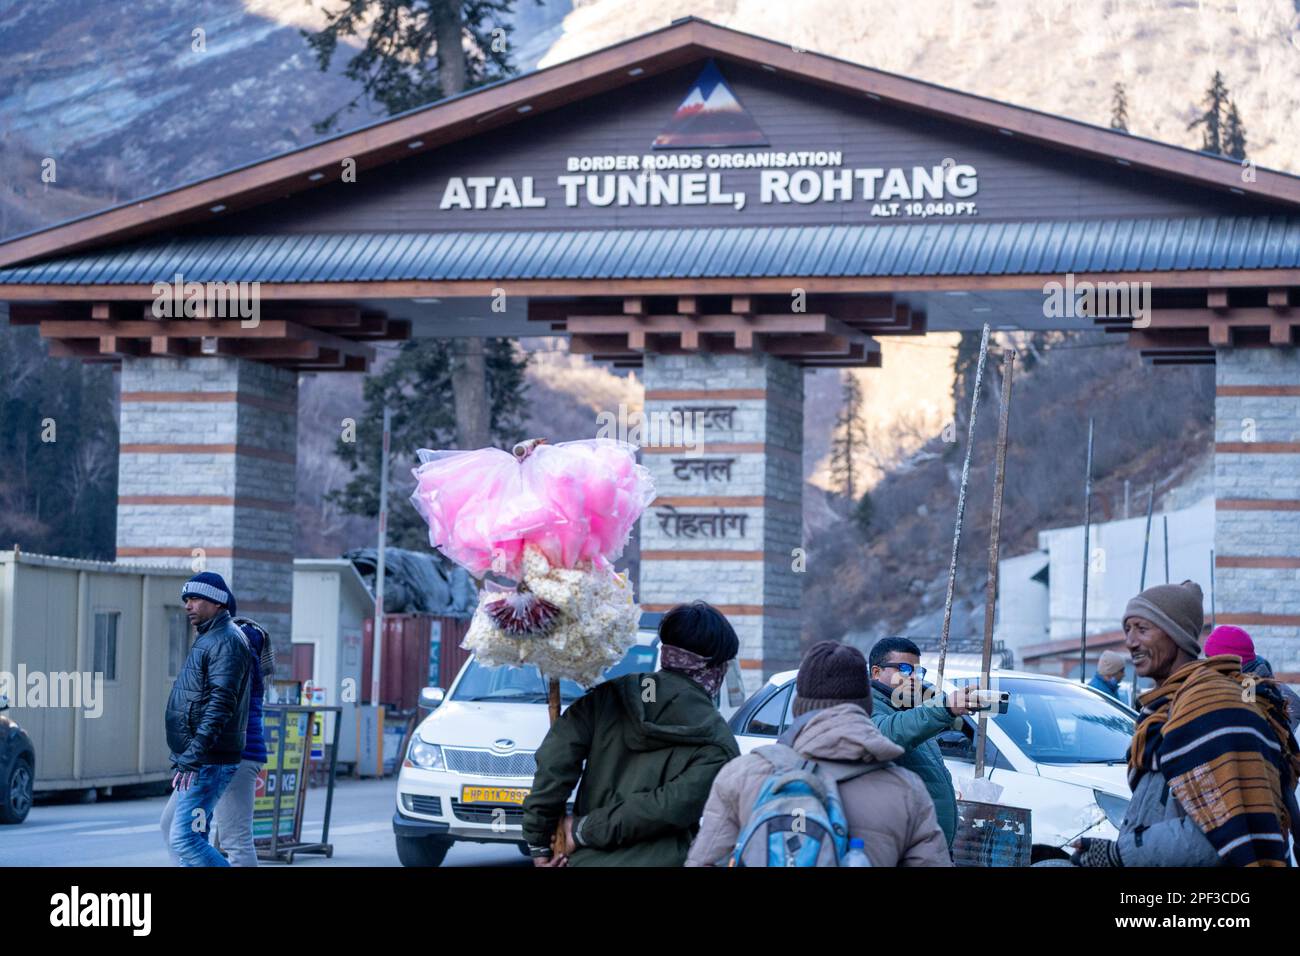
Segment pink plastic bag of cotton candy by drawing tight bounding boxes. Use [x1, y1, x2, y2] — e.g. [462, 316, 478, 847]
[408, 438, 655, 581]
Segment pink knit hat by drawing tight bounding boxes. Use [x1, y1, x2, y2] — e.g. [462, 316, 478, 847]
[1203, 625, 1255, 664]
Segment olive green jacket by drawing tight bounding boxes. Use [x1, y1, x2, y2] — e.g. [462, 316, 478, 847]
[522, 670, 739, 866]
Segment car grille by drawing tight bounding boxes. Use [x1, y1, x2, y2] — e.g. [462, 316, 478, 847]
[450, 799, 526, 826]
[442, 747, 536, 778]
[402, 794, 442, 817]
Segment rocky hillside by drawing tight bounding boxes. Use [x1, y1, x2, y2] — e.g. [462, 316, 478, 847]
[545, 0, 1300, 173]
[0, 0, 572, 239]
[802, 331, 1216, 648]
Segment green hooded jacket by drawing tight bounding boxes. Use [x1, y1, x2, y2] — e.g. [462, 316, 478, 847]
[522, 669, 739, 866]
[869, 681, 960, 847]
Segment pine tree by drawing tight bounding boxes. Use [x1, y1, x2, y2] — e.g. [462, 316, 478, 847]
[305, 1, 534, 459]
[0, 326, 119, 559]
[1187, 71, 1229, 155]
[328, 338, 529, 549]
[1223, 99, 1247, 160]
[952, 329, 985, 442]
[304, 0, 524, 133]
[829, 371, 868, 508]
[1109, 82, 1129, 132]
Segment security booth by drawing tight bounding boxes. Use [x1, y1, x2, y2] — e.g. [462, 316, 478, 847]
[1, 16, 1298, 693]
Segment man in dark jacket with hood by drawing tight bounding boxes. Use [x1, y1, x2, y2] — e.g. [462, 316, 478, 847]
[162, 572, 254, 867]
[522, 601, 740, 866]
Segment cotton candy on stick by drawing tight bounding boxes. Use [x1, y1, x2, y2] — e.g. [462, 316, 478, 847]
[408, 437, 654, 685]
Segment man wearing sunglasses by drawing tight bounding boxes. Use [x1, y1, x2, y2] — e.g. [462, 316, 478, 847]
[868, 637, 981, 850]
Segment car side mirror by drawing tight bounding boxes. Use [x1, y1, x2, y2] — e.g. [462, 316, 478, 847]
[419, 687, 445, 710]
[937, 729, 969, 749]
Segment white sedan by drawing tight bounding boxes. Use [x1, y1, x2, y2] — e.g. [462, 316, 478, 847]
[728, 666, 1136, 862]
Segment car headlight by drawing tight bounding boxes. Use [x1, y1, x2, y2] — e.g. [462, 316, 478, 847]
[408, 739, 446, 770]
[1094, 789, 1130, 830]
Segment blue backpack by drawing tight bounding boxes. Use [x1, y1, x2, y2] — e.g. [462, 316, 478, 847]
[732, 743, 878, 867]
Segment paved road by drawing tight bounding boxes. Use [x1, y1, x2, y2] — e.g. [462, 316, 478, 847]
[1, 777, 529, 868]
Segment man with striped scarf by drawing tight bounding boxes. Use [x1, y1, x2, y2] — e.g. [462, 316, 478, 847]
[1072, 580, 1300, 867]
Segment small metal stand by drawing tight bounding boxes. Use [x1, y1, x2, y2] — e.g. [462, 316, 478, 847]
[257, 704, 341, 864]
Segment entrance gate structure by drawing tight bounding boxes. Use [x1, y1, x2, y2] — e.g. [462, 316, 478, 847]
[3, 18, 1300, 687]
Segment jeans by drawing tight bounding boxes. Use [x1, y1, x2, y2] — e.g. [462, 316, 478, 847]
[213, 759, 262, 867]
[164, 763, 239, 866]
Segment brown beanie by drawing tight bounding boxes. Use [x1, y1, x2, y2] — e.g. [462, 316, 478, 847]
[793, 641, 873, 718]
[1122, 580, 1204, 657]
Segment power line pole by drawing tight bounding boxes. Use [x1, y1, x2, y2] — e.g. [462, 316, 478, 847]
[1079, 418, 1094, 685]
[369, 405, 392, 708]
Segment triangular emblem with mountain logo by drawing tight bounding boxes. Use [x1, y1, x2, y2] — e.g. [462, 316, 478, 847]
[652, 59, 768, 149]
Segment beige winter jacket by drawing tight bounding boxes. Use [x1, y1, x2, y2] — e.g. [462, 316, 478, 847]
[685, 703, 953, 867]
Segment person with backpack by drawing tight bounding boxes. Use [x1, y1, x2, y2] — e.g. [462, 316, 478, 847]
[686, 640, 952, 867]
[521, 601, 740, 866]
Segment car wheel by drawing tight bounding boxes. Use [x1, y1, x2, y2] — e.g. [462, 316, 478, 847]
[0, 756, 34, 824]
[395, 834, 451, 867]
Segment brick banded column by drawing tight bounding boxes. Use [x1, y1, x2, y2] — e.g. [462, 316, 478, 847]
[638, 352, 803, 691]
[116, 357, 298, 638]
[1214, 348, 1300, 676]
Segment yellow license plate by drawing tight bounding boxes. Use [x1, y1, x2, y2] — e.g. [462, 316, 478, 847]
[461, 786, 529, 805]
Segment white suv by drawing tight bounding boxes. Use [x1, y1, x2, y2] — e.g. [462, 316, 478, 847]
[392, 625, 748, 867]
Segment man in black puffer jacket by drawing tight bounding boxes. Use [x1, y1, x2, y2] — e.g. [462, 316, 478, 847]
[162, 572, 253, 866]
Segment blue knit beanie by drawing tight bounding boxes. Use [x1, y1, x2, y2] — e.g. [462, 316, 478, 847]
[181, 571, 237, 616]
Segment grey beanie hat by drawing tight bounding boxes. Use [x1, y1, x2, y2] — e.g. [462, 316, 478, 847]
[1123, 580, 1204, 657]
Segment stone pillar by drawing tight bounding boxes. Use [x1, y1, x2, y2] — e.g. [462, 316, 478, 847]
[116, 357, 298, 638]
[638, 352, 803, 691]
[1214, 347, 1300, 675]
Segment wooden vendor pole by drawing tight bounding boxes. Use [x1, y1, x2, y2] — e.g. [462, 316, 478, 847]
[936, 324, 991, 691]
[511, 436, 567, 859]
[975, 348, 1015, 779]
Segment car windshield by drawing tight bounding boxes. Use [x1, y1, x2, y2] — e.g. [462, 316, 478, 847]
[965, 677, 1136, 764]
[451, 641, 659, 703]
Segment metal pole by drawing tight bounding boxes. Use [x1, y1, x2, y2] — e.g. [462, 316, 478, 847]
[1139, 480, 1155, 590]
[975, 348, 1015, 779]
[1079, 418, 1094, 685]
[1123, 480, 1130, 520]
[369, 406, 392, 709]
[1210, 548, 1217, 628]
[321, 706, 340, 846]
[937, 324, 991, 691]
[1163, 515, 1170, 585]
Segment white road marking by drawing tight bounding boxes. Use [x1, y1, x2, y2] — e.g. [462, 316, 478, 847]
[79, 823, 163, 835]
[13, 819, 129, 834]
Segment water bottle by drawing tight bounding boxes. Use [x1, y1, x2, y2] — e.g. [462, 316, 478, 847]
[843, 838, 872, 867]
